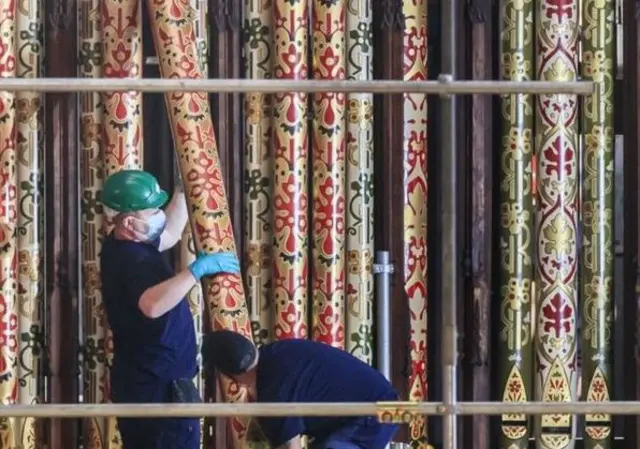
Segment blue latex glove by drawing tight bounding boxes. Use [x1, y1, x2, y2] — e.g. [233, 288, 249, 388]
[188, 251, 240, 281]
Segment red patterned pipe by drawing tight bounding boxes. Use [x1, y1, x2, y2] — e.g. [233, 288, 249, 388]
[0, 0, 18, 445]
[311, 0, 346, 348]
[272, 0, 309, 341]
[535, 0, 580, 447]
[100, 2, 144, 446]
[402, 0, 429, 447]
[146, 1, 253, 447]
[101, 0, 144, 174]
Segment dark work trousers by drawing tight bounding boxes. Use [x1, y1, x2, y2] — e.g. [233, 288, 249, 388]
[118, 416, 200, 449]
[113, 380, 200, 449]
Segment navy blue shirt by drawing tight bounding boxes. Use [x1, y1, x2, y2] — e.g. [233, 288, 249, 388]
[100, 234, 196, 402]
[256, 339, 398, 447]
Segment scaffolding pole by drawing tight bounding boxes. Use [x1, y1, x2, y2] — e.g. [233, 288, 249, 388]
[375, 251, 393, 381]
[2, 402, 640, 418]
[441, 0, 458, 448]
[0, 78, 594, 94]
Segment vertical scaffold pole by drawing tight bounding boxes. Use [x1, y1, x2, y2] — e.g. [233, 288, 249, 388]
[440, 0, 457, 447]
[374, 251, 393, 381]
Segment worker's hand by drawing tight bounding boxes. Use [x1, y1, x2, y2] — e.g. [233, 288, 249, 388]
[188, 251, 240, 281]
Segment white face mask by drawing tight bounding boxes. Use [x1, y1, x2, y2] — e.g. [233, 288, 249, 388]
[131, 209, 167, 242]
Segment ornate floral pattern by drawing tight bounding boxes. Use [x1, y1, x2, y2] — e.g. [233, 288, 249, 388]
[244, 0, 273, 347]
[580, 0, 614, 447]
[0, 0, 18, 446]
[535, 0, 579, 447]
[178, 2, 207, 446]
[311, 0, 347, 348]
[15, 1, 43, 448]
[502, 365, 529, 441]
[101, 0, 143, 175]
[272, 0, 309, 341]
[403, 0, 429, 447]
[146, 1, 253, 447]
[79, 0, 109, 447]
[345, 0, 374, 364]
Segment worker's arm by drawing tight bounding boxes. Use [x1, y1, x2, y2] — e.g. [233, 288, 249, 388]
[276, 436, 303, 449]
[158, 188, 188, 252]
[138, 252, 240, 318]
[138, 269, 197, 318]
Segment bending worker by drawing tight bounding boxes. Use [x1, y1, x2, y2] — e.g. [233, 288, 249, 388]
[202, 330, 399, 449]
[100, 170, 240, 449]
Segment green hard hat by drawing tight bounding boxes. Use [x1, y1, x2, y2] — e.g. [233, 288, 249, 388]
[102, 170, 169, 213]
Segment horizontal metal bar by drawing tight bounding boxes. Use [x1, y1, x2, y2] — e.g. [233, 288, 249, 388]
[0, 402, 439, 418]
[1, 401, 640, 418]
[0, 77, 595, 94]
[455, 402, 640, 415]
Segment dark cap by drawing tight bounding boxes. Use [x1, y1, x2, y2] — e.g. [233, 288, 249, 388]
[201, 330, 257, 376]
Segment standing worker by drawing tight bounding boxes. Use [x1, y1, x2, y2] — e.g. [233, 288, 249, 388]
[202, 330, 399, 449]
[100, 169, 241, 449]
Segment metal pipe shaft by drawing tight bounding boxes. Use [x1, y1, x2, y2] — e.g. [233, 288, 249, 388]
[455, 402, 640, 415]
[441, 3, 459, 449]
[0, 402, 439, 418]
[3, 401, 640, 418]
[375, 251, 392, 381]
[0, 78, 595, 94]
